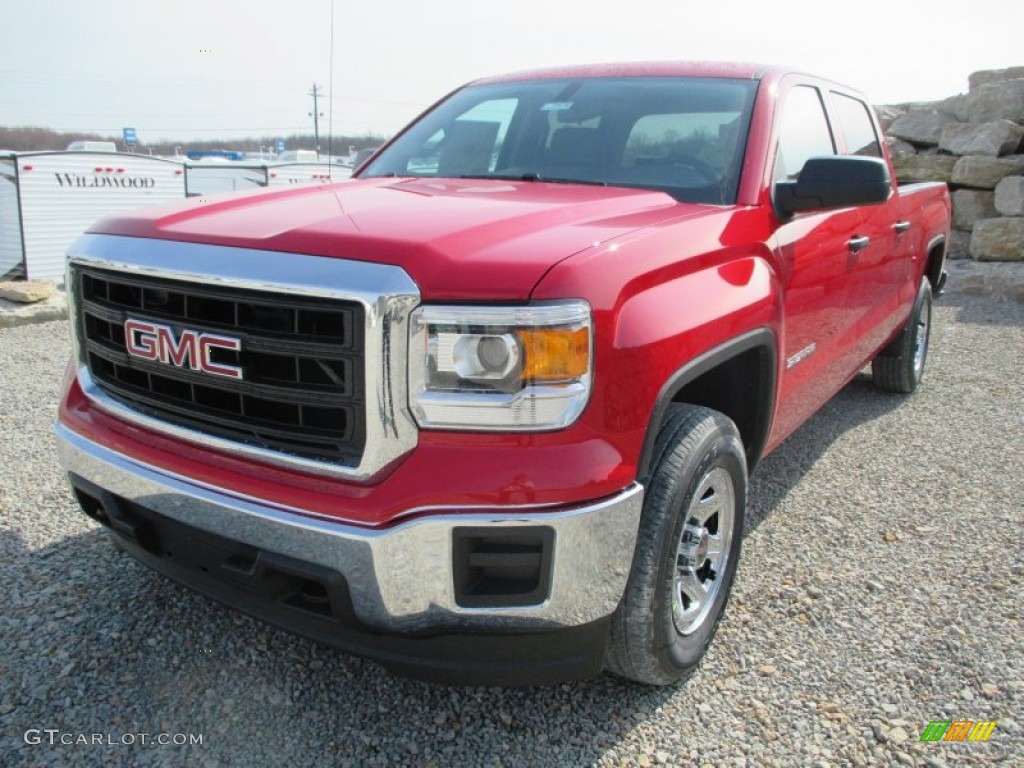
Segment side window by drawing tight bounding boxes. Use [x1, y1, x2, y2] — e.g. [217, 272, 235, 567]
[830, 92, 882, 158]
[773, 86, 835, 182]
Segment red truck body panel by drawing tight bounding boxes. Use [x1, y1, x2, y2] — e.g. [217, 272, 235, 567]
[90, 179, 692, 301]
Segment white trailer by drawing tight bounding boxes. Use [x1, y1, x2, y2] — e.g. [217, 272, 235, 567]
[0, 151, 185, 281]
[184, 163, 268, 198]
[264, 163, 352, 188]
[66, 141, 118, 152]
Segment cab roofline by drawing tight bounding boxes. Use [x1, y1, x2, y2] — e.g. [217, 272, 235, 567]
[469, 61, 774, 85]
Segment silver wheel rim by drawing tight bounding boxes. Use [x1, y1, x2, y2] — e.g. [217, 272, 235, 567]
[673, 466, 735, 636]
[913, 300, 930, 378]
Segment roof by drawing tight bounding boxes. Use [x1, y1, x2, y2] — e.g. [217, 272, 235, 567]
[471, 61, 773, 86]
[466, 61, 870, 103]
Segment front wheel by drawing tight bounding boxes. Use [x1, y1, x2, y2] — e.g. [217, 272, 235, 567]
[605, 405, 746, 685]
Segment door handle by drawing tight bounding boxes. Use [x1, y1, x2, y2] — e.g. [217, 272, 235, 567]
[893, 221, 911, 234]
[847, 236, 870, 253]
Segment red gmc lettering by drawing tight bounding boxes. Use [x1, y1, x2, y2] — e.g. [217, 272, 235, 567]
[124, 319, 158, 360]
[124, 319, 242, 379]
[199, 334, 242, 378]
[156, 325, 197, 368]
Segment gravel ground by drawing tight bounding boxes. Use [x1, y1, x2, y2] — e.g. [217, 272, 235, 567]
[1, 293, 1021, 768]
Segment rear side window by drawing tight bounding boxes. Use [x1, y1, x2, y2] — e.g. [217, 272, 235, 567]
[773, 86, 835, 181]
[829, 92, 882, 158]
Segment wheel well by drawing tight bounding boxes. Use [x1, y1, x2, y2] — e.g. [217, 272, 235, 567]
[638, 331, 776, 483]
[925, 238, 945, 292]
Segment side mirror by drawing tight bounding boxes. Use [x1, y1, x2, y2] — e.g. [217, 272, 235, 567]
[775, 156, 891, 217]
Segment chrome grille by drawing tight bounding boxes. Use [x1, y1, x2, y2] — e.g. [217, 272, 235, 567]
[74, 265, 366, 465]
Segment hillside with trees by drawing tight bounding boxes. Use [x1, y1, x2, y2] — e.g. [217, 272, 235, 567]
[0, 125, 385, 156]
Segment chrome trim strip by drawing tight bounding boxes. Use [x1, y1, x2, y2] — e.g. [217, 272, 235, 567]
[66, 233, 420, 481]
[56, 422, 644, 630]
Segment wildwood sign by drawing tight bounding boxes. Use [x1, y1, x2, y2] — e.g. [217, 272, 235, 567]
[54, 173, 157, 189]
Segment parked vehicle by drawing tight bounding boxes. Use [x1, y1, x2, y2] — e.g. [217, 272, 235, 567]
[66, 141, 118, 152]
[183, 162, 355, 199]
[184, 163, 267, 198]
[264, 162, 352, 187]
[56, 62, 950, 685]
[277, 150, 320, 163]
[350, 147, 379, 171]
[0, 151, 184, 280]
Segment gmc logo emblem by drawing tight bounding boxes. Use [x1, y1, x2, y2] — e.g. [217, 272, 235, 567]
[124, 318, 243, 380]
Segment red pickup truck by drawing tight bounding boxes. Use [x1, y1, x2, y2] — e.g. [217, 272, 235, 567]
[56, 62, 950, 686]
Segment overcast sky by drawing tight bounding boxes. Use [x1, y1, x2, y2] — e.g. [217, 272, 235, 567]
[1, 0, 1020, 146]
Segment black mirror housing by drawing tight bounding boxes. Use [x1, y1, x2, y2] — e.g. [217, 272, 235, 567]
[775, 156, 892, 217]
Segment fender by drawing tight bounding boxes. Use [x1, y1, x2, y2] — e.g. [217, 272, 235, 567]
[636, 328, 778, 484]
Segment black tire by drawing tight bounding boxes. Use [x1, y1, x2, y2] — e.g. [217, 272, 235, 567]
[872, 278, 932, 394]
[605, 405, 746, 685]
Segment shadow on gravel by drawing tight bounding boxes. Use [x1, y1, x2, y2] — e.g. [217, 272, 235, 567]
[2, 375, 919, 768]
[1, 521, 682, 767]
[744, 373, 903, 534]
[942, 290, 1024, 327]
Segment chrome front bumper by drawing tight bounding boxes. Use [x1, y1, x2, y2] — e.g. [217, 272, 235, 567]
[56, 422, 643, 633]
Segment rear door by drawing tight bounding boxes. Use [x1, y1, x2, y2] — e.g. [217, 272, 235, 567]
[825, 89, 909, 360]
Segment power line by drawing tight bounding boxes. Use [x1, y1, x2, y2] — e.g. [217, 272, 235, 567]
[327, 0, 335, 164]
[1, 70, 428, 107]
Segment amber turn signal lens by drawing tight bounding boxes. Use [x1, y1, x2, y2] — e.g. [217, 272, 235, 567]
[520, 327, 590, 382]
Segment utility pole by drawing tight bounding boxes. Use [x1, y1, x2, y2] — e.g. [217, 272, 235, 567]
[308, 83, 324, 157]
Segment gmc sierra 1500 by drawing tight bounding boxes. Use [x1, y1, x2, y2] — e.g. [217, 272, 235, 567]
[56, 62, 951, 685]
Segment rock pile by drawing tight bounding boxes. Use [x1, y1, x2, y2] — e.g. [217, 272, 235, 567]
[880, 66, 1024, 261]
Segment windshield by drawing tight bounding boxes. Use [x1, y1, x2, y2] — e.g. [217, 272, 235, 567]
[360, 76, 758, 204]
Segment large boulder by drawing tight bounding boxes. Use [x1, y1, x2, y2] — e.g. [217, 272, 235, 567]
[934, 94, 970, 122]
[970, 218, 1024, 261]
[994, 176, 1024, 216]
[0, 290, 67, 328]
[874, 105, 905, 133]
[951, 155, 1024, 188]
[948, 230, 972, 259]
[888, 111, 959, 146]
[939, 120, 1024, 157]
[885, 136, 917, 158]
[892, 154, 958, 183]
[952, 190, 997, 231]
[964, 79, 1024, 124]
[0, 280, 55, 303]
[969, 67, 1024, 91]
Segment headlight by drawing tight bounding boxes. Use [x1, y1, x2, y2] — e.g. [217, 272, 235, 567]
[409, 302, 592, 430]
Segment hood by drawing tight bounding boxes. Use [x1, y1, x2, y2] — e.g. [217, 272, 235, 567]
[91, 177, 720, 299]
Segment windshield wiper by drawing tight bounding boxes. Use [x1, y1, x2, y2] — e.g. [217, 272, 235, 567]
[458, 172, 607, 187]
[534, 175, 608, 187]
[458, 173, 542, 182]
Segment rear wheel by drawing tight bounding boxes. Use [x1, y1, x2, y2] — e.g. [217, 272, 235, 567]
[605, 405, 746, 685]
[872, 278, 932, 394]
